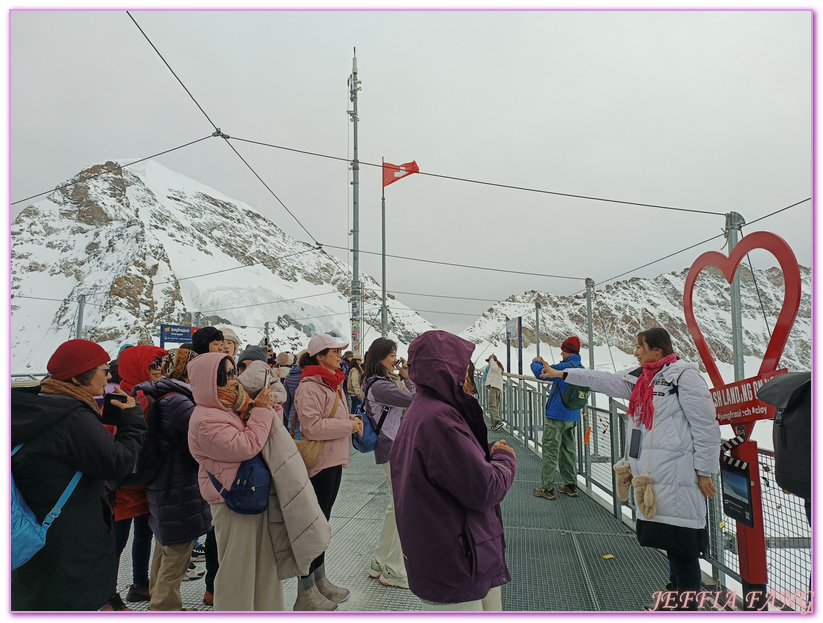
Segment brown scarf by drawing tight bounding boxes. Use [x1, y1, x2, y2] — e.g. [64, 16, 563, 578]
[40, 377, 101, 413]
[217, 385, 253, 423]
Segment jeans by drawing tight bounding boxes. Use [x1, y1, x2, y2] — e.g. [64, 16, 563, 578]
[114, 513, 153, 590]
[350, 396, 362, 414]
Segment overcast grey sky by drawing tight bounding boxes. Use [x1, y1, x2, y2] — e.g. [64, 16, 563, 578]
[10, 9, 812, 334]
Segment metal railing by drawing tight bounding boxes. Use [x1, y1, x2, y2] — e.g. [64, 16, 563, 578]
[476, 370, 811, 611]
[11, 373, 48, 387]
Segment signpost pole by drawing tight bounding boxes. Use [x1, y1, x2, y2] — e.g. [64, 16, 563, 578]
[505, 316, 511, 374]
[726, 212, 746, 381]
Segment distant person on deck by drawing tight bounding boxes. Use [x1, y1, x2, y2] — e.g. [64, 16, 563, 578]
[531, 337, 584, 501]
[484, 354, 505, 431]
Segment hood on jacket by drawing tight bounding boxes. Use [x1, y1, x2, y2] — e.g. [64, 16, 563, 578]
[408, 330, 489, 460]
[238, 359, 274, 397]
[187, 352, 235, 411]
[134, 377, 193, 401]
[119, 345, 167, 393]
[11, 386, 85, 446]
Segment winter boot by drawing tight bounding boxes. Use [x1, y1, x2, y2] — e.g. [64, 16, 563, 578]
[314, 562, 350, 603]
[293, 574, 338, 611]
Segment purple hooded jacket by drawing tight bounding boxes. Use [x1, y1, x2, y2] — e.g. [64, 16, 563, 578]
[389, 331, 517, 604]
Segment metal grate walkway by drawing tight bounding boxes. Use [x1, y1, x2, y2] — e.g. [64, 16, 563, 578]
[115, 419, 671, 611]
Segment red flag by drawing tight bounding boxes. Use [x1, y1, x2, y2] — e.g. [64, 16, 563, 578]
[382, 160, 419, 187]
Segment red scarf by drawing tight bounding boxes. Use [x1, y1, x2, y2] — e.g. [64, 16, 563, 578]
[627, 353, 678, 430]
[302, 365, 346, 392]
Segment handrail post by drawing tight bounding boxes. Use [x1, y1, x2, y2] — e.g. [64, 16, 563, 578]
[583, 407, 592, 488]
[609, 399, 621, 520]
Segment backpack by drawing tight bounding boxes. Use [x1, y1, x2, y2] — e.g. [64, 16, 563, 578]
[352, 383, 390, 453]
[556, 363, 590, 410]
[756, 372, 811, 500]
[207, 454, 271, 515]
[11, 444, 82, 570]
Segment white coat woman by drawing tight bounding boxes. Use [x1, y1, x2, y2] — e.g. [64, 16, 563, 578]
[540, 327, 720, 610]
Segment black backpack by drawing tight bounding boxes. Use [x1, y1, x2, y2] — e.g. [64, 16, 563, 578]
[756, 372, 811, 500]
[556, 362, 590, 410]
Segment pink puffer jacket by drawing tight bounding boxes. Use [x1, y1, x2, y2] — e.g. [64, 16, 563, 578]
[187, 353, 274, 505]
[294, 374, 356, 478]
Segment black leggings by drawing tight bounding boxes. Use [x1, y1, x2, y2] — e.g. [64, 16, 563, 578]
[204, 528, 218, 594]
[302, 465, 343, 577]
[667, 553, 702, 610]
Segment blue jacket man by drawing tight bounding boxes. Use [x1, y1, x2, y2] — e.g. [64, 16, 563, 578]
[530, 336, 584, 500]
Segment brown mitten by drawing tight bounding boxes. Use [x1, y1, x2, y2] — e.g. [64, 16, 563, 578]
[632, 475, 657, 519]
[612, 459, 633, 502]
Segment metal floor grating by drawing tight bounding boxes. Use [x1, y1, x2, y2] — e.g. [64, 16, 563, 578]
[114, 416, 672, 611]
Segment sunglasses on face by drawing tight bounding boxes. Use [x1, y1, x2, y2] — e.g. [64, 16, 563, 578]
[226, 368, 238, 379]
[149, 359, 163, 371]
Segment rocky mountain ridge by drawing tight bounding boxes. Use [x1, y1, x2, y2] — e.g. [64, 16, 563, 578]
[460, 264, 811, 373]
[11, 160, 435, 370]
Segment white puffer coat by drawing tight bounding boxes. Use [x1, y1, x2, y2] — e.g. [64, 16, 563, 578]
[565, 359, 721, 529]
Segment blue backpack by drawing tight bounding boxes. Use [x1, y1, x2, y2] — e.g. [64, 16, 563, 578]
[12, 444, 82, 570]
[352, 384, 390, 453]
[208, 454, 271, 515]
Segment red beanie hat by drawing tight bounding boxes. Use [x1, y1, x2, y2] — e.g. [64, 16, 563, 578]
[47, 339, 111, 381]
[561, 336, 581, 354]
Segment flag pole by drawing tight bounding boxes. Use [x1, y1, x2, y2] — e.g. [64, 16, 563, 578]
[348, 49, 363, 357]
[381, 157, 388, 336]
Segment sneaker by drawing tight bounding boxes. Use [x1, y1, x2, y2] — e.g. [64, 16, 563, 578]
[559, 484, 578, 497]
[379, 570, 410, 589]
[184, 563, 205, 581]
[533, 487, 556, 500]
[191, 543, 206, 560]
[125, 584, 151, 602]
[99, 593, 131, 611]
[490, 423, 504, 431]
[367, 558, 383, 578]
[203, 590, 214, 606]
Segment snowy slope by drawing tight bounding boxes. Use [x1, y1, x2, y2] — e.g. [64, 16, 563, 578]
[11, 160, 435, 371]
[461, 265, 811, 376]
[460, 266, 811, 451]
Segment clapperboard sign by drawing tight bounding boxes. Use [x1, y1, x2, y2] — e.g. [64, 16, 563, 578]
[160, 324, 196, 349]
[719, 434, 754, 528]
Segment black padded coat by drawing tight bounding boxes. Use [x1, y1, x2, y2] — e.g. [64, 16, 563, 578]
[11, 386, 147, 611]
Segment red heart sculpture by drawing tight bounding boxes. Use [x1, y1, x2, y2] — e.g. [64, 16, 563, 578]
[683, 231, 802, 389]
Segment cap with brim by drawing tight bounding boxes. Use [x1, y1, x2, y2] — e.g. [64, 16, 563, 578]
[307, 334, 349, 357]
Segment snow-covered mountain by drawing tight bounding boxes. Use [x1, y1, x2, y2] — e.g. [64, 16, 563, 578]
[11, 160, 436, 371]
[460, 265, 811, 377]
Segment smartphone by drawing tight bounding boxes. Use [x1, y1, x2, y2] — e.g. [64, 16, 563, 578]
[628, 429, 641, 459]
[104, 392, 128, 406]
[101, 392, 129, 424]
[263, 365, 270, 386]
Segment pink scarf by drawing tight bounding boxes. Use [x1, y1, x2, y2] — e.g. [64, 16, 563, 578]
[626, 353, 677, 430]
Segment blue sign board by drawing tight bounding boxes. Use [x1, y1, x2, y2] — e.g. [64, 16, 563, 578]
[160, 324, 194, 348]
